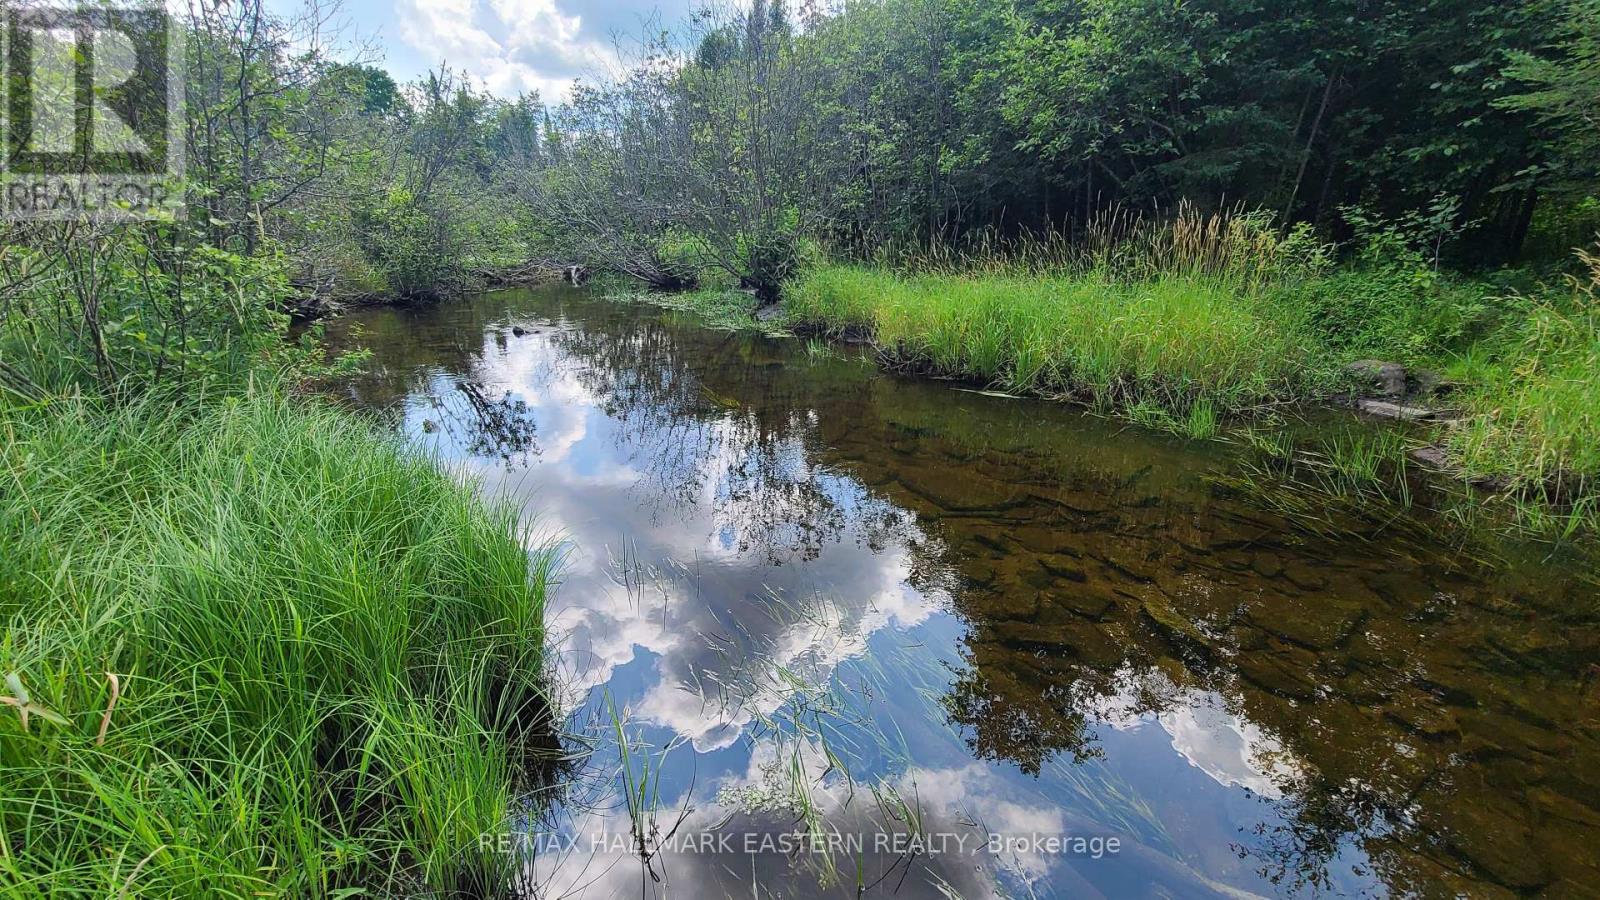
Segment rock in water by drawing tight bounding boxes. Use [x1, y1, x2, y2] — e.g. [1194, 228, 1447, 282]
[1358, 400, 1440, 421]
[1347, 360, 1408, 398]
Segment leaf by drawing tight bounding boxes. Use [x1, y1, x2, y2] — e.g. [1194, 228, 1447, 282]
[5, 672, 29, 706]
[27, 704, 69, 728]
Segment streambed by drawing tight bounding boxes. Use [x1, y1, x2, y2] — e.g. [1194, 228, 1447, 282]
[326, 285, 1600, 899]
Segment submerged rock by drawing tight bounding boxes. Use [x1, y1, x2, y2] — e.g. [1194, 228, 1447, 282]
[1358, 399, 1442, 421]
[1134, 590, 1215, 661]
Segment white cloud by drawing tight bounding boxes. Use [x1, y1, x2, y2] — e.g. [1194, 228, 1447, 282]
[394, 0, 609, 99]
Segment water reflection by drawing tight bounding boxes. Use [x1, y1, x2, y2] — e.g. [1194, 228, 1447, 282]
[326, 287, 1600, 898]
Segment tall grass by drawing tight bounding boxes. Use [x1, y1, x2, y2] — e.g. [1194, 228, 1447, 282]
[786, 265, 1330, 419]
[0, 385, 556, 896]
[1444, 247, 1600, 528]
[787, 207, 1339, 421]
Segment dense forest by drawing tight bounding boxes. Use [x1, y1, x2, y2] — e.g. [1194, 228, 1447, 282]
[2, 0, 1599, 894]
[9, 0, 1595, 325]
[530, 0, 1598, 282]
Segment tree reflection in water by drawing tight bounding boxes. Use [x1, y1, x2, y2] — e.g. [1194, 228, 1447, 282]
[324, 286, 1600, 898]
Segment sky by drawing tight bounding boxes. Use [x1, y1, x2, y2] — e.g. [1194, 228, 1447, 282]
[270, 0, 700, 102]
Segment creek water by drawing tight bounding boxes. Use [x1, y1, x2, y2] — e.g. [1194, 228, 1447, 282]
[325, 285, 1600, 899]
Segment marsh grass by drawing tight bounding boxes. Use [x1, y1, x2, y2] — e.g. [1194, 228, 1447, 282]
[785, 207, 1347, 428]
[784, 212, 1600, 539]
[786, 265, 1333, 423]
[1237, 426, 1416, 504]
[0, 385, 557, 896]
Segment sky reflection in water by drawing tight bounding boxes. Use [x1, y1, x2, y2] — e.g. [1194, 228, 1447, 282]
[326, 287, 1600, 899]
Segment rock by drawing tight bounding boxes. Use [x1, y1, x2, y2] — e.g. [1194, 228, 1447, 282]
[1443, 803, 1549, 891]
[1281, 561, 1328, 592]
[512, 326, 530, 337]
[1045, 581, 1118, 620]
[1411, 445, 1451, 468]
[1134, 590, 1215, 661]
[988, 621, 1084, 655]
[1347, 360, 1408, 398]
[1250, 552, 1285, 579]
[753, 303, 785, 324]
[1358, 399, 1440, 421]
[1234, 646, 1322, 700]
[421, 419, 438, 434]
[1385, 702, 1461, 740]
[1038, 556, 1090, 583]
[1251, 599, 1367, 651]
[1410, 368, 1458, 398]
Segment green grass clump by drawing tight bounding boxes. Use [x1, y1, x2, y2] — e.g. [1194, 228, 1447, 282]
[609, 286, 790, 335]
[0, 386, 555, 896]
[1445, 287, 1600, 521]
[785, 264, 1328, 419]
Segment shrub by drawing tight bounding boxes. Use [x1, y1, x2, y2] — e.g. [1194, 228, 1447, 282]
[351, 187, 471, 300]
[1273, 266, 1498, 363]
[0, 226, 295, 396]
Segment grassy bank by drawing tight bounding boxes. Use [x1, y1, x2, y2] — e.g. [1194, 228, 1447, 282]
[776, 239, 1600, 535]
[0, 386, 555, 896]
[785, 265, 1332, 436]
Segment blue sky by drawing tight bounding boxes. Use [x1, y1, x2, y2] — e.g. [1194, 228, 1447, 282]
[270, 0, 699, 101]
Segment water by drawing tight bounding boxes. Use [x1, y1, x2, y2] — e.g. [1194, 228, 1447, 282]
[325, 286, 1600, 899]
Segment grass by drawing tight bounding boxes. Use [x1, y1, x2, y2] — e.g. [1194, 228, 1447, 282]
[778, 218, 1600, 540]
[1447, 289, 1600, 489]
[588, 206, 1600, 539]
[0, 383, 557, 896]
[604, 285, 791, 336]
[785, 264, 1332, 418]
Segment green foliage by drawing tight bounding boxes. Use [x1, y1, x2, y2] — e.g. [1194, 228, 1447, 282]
[1274, 268, 1497, 364]
[1265, 204, 1508, 363]
[1500, 0, 1600, 200]
[351, 187, 470, 300]
[0, 228, 299, 396]
[0, 386, 554, 895]
[741, 225, 809, 300]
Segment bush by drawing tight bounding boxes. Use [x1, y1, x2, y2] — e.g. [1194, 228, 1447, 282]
[0, 387, 555, 895]
[351, 187, 471, 300]
[1274, 266, 1498, 363]
[0, 226, 295, 396]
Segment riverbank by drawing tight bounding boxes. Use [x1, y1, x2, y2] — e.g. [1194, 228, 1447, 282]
[606, 251, 1599, 538]
[0, 385, 556, 895]
[793, 262, 1598, 534]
